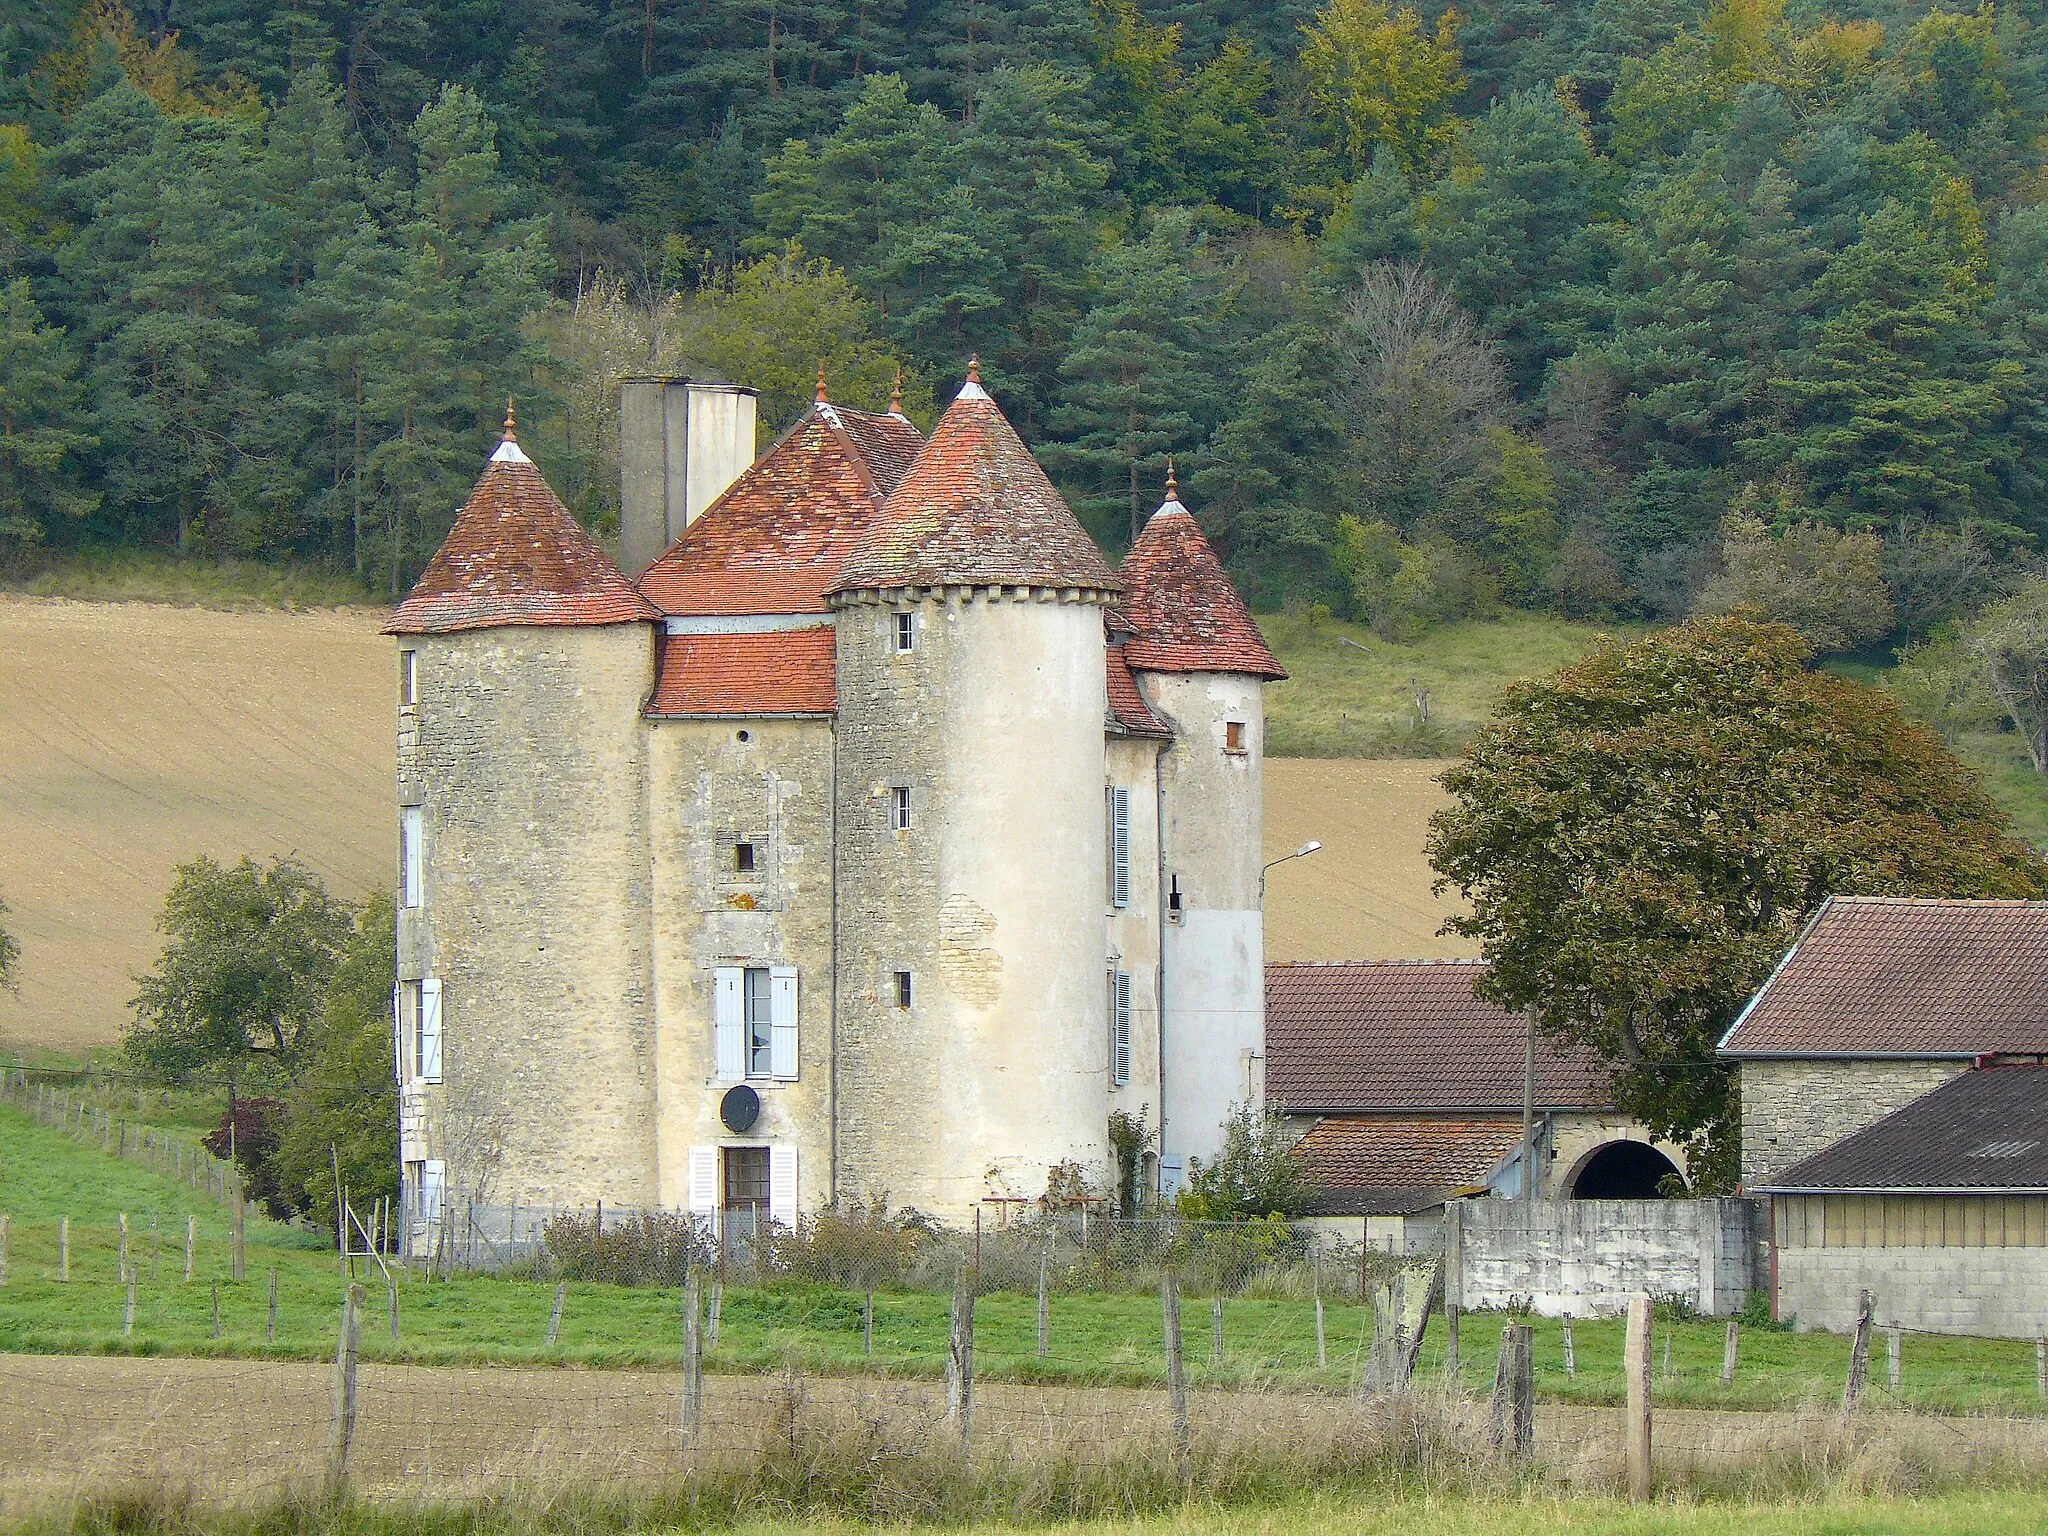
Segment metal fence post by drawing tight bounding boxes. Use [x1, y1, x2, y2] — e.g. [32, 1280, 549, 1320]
[1625, 1295, 1652, 1502]
[1162, 1271, 1189, 1475]
[327, 1282, 364, 1495]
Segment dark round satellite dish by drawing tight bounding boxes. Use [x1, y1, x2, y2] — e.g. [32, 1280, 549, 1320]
[720, 1084, 760, 1134]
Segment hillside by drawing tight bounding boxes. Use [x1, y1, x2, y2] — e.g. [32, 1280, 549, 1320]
[0, 598, 1473, 1055]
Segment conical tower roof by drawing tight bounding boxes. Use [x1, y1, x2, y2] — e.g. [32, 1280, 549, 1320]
[1118, 476, 1286, 679]
[830, 364, 1119, 595]
[387, 411, 658, 635]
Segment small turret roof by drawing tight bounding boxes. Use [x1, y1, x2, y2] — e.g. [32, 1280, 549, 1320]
[1118, 485, 1285, 679]
[386, 411, 657, 635]
[831, 366, 1119, 595]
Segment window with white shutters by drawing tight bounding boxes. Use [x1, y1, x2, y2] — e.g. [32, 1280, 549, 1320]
[394, 981, 424, 1081]
[687, 1145, 719, 1224]
[1107, 786, 1131, 909]
[769, 1145, 799, 1229]
[1110, 971, 1132, 1086]
[400, 805, 424, 909]
[421, 1159, 447, 1224]
[715, 966, 797, 1081]
[418, 978, 443, 1083]
[713, 968, 745, 1079]
[769, 967, 799, 1080]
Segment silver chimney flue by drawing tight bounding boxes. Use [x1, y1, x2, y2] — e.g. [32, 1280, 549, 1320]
[619, 376, 759, 578]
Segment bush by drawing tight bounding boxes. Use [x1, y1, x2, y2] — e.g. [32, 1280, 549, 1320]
[1694, 501, 1894, 653]
[202, 1096, 291, 1219]
[1178, 1102, 1318, 1219]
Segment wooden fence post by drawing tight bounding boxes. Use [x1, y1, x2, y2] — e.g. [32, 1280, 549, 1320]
[0, 1214, 9, 1286]
[185, 1215, 196, 1282]
[1722, 1320, 1739, 1386]
[1624, 1295, 1653, 1502]
[1036, 1250, 1050, 1359]
[231, 1180, 246, 1283]
[388, 1273, 401, 1342]
[1314, 1293, 1328, 1370]
[59, 1217, 68, 1282]
[1489, 1324, 1532, 1457]
[118, 1212, 130, 1284]
[211, 1281, 222, 1340]
[2037, 1337, 2046, 1399]
[267, 1269, 279, 1343]
[1211, 1295, 1225, 1367]
[947, 1264, 976, 1451]
[1162, 1272, 1189, 1475]
[681, 1270, 703, 1445]
[707, 1276, 722, 1352]
[1844, 1290, 1874, 1411]
[123, 1282, 136, 1337]
[1888, 1327, 1902, 1391]
[863, 1289, 875, 1357]
[547, 1282, 567, 1346]
[1562, 1312, 1575, 1379]
[327, 1283, 365, 1494]
[1445, 1300, 1460, 1378]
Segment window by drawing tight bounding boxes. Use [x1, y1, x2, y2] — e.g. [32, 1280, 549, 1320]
[1225, 720, 1247, 754]
[734, 841, 756, 874]
[399, 650, 418, 708]
[689, 1144, 798, 1234]
[893, 971, 913, 1009]
[892, 785, 912, 831]
[395, 981, 421, 1079]
[400, 805, 424, 909]
[418, 979, 442, 1083]
[1106, 786, 1131, 909]
[714, 965, 798, 1080]
[895, 612, 915, 652]
[1109, 971, 1133, 1086]
[420, 1158, 446, 1225]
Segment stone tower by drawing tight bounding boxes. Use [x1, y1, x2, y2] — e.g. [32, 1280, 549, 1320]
[1120, 477, 1288, 1188]
[827, 367, 1126, 1213]
[385, 414, 662, 1234]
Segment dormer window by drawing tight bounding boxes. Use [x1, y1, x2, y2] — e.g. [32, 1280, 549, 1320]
[895, 612, 915, 652]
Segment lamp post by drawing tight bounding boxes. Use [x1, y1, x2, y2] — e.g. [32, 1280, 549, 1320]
[1259, 840, 1321, 899]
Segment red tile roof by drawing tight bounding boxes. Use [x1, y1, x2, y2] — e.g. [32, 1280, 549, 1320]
[1266, 961, 1615, 1113]
[1720, 896, 2048, 1058]
[637, 405, 922, 617]
[1107, 644, 1169, 736]
[1757, 1063, 2048, 1193]
[647, 628, 836, 716]
[831, 381, 1120, 595]
[387, 446, 657, 635]
[1119, 498, 1285, 679]
[1293, 1116, 1522, 1215]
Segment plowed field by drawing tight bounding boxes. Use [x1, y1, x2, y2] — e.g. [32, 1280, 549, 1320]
[0, 597, 1464, 1054]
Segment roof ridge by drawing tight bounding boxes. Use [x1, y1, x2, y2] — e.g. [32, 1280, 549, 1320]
[1267, 958, 1488, 968]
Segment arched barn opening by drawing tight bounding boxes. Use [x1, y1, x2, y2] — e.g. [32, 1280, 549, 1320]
[1569, 1140, 1685, 1199]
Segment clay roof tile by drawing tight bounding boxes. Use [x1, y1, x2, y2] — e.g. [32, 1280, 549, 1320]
[647, 628, 836, 716]
[1119, 495, 1285, 679]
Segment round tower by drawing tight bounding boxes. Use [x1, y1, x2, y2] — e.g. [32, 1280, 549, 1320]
[829, 365, 1122, 1219]
[1119, 475, 1289, 1189]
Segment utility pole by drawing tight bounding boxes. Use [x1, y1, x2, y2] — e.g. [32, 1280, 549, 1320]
[1521, 1009, 1537, 1198]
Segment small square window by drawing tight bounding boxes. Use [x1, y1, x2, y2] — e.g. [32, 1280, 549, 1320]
[735, 842, 756, 874]
[895, 612, 915, 652]
[1225, 720, 1246, 754]
[399, 650, 418, 708]
[892, 786, 912, 831]
[893, 971, 913, 1009]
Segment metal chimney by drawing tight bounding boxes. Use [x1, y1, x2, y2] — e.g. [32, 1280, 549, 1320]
[618, 377, 759, 578]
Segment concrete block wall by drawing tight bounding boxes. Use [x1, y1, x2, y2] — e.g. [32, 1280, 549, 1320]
[1447, 1198, 1760, 1317]
[1778, 1247, 2048, 1337]
[1739, 1059, 1964, 1186]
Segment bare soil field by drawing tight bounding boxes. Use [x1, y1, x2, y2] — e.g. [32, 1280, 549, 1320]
[0, 598, 393, 1054]
[0, 598, 1461, 1055]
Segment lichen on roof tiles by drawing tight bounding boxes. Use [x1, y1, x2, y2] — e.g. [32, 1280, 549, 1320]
[648, 628, 836, 716]
[1119, 493, 1285, 679]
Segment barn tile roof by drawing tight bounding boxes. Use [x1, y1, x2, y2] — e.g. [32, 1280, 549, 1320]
[830, 372, 1120, 596]
[1756, 1064, 2048, 1193]
[1719, 897, 2048, 1059]
[1107, 643, 1170, 737]
[647, 628, 837, 716]
[1265, 961, 1615, 1114]
[1293, 1116, 1521, 1216]
[387, 433, 657, 635]
[1118, 492, 1285, 679]
[636, 404, 923, 617]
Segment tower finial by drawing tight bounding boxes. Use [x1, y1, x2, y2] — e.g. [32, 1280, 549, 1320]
[1166, 457, 1178, 500]
[890, 367, 904, 415]
[502, 396, 517, 442]
[967, 354, 980, 385]
[815, 361, 829, 404]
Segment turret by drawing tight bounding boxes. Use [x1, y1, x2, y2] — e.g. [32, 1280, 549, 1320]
[827, 362, 1124, 1217]
[1119, 471, 1288, 1190]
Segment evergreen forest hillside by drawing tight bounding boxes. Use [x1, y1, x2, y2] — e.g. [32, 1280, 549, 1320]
[1, 0, 2045, 653]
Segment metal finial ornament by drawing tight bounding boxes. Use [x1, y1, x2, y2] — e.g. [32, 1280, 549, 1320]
[1166, 458, 1178, 500]
[815, 361, 828, 404]
[890, 368, 904, 414]
[502, 397, 517, 442]
[967, 354, 980, 385]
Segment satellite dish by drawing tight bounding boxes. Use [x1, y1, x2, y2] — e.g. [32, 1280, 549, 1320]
[720, 1084, 760, 1134]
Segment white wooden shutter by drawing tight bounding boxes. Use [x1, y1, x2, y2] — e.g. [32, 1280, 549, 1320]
[713, 968, 744, 1080]
[1111, 972, 1133, 1086]
[401, 805, 424, 909]
[392, 983, 406, 1082]
[769, 1145, 798, 1229]
[687, 1146, 719, 1216]
[422, 1159, 446, 1224]
[769, 967, 799, 1080]
[1111, 787, 1132, 909]
[419, 978, 443, 1083]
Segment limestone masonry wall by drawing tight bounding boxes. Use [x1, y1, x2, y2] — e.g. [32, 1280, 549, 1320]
[1739, 1059, 1965, 1186]
[398, 624, 659, 1214]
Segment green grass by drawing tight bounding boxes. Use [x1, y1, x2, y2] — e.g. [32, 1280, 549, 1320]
[1260, 610, 1624, 758]
[3, 549, 377, 610]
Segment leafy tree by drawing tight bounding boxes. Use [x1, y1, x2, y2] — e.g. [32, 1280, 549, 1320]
[1965, 576, 2048, 774]
[1176, 1100, 1317, 1218]
[1428, 617, 2048, 1187]
[0, 278, 97, 555]
[1694, 498, 1894, 654]
[126, 854, 358, 1087]
[1298, 0, 1463, 183]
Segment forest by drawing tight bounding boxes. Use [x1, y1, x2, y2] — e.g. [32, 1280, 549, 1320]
[0, 0, 2044, 650]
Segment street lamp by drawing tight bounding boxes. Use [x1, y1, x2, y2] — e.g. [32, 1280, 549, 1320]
[1259, 839, 1321, 897]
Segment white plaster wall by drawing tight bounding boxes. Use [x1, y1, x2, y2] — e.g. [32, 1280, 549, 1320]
[1446, 1197, 1759, 1317]
[1107, 735, 1166, 1173]
[1141, 671, 1265, 1179]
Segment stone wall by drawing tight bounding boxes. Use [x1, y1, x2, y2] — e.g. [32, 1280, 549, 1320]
[1739, 1059, 1965, 1186]
[1446, 1197, 1761, 1317]
[397, 623, 659, 1216]
[646, 714, 835, 1212]
[1778, 1243, 2048, 1337]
